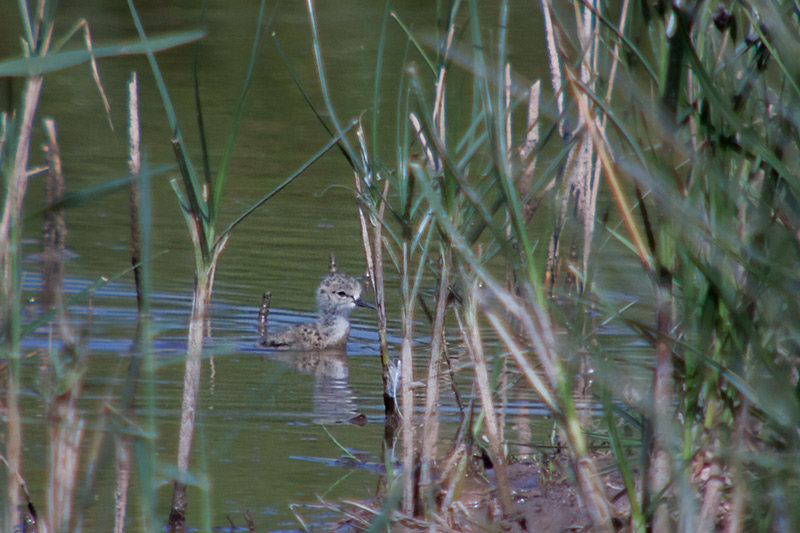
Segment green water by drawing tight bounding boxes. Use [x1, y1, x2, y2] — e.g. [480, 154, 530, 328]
[0, 1, 622, 530]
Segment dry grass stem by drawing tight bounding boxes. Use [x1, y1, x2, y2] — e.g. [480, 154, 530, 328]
[170, 231, 228, 530]
[114, 436, 131, 533]
[77, 19, 114, 131]
[459, 281, 513, 515]
[400, 243, 416, 515]
[564, 61, 654, 273]
[2, 67, 45, 533]
[353, 123, 393, 415]
[409, 113, 438, 175]
[127, 72, 143, 308]
[433, 8, 456, 153]
[484, 312, 557, 412]
[518, 80, 542, 221]
[0, 75, 43, 250]
[540, 0, 565, 139]
[419, 253, 451, 514]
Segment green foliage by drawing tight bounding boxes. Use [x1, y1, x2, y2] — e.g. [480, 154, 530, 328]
[351, 0, 800, 529]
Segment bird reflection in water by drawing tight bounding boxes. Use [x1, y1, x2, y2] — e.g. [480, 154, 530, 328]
[260, 349, 360, 425]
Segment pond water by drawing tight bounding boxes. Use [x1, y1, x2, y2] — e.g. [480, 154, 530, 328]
[1, 1, 647, 531]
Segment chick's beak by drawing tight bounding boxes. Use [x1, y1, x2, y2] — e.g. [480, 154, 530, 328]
[356, 298, 377, 310]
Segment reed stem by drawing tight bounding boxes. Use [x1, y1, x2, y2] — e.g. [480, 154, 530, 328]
[419, 251, 450, 515]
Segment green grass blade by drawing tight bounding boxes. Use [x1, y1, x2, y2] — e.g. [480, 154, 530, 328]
[16, 0, 34, 48]
[272, 33, 357, 172]
[27, 164, 173, 218]
[192, 0, 212, 196]
[678, 17, 799, 190]
[218, 120, 358, 240]
[210, 0, 271, 223]
[371, 0, 392, 164]
[126, 0, 208, 226]
[0, 31, 206, 76]
[601, 387, 644, 530]
[390, 12, 437, 75]
[321, 425, 359, 462]
[305, 0, 361, 175]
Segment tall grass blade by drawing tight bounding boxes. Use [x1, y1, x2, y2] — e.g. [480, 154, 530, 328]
[126, 0, 207, 227]
[0, 31, 206, 76]
[209, 0, 270, 223]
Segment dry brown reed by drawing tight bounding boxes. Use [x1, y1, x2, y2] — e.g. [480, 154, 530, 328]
[399, 242, 417, 515]
[458, 278, 513, 515]
[353, 122, 394, 420]
[169, 233, 227, 531]
[127, 72, 143, 309]
[2, 65, 45, 533]
[113, 71, 142, 533]
[419, 252, 450, 514]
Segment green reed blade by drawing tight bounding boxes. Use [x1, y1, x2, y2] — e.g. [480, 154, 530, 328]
[126, 0, 208, 229]
[192, 0, 212, 195]
[0, 31, 206, 76]
[601, 386, 644, 530]
[305, 0, 361, 175]
[680, 19, 799, 190]
[218, 120, 358, 241]
[371, 0, 392, 164]
[16, 0, 34, 47]
[321, 425, 359, 462]
[271, 33, 357, 172]
[389, 12, 437, 76]
[739, 4, 800, 99]
[210, 0, 271, 223]
[27, 165, 173, 219]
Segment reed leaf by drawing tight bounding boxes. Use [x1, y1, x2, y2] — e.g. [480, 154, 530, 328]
[0, 31, 206, 76]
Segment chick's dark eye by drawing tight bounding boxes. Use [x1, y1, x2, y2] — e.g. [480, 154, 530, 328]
[336, 291, 348, 297]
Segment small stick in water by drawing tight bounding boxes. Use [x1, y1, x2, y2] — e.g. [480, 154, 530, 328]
[258, 291, 272, 345]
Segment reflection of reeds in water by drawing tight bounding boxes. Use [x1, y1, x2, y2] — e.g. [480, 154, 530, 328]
[43, 344, 86, 533]
[41, 119, 67, 313]
[40, 118, 86, 533]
